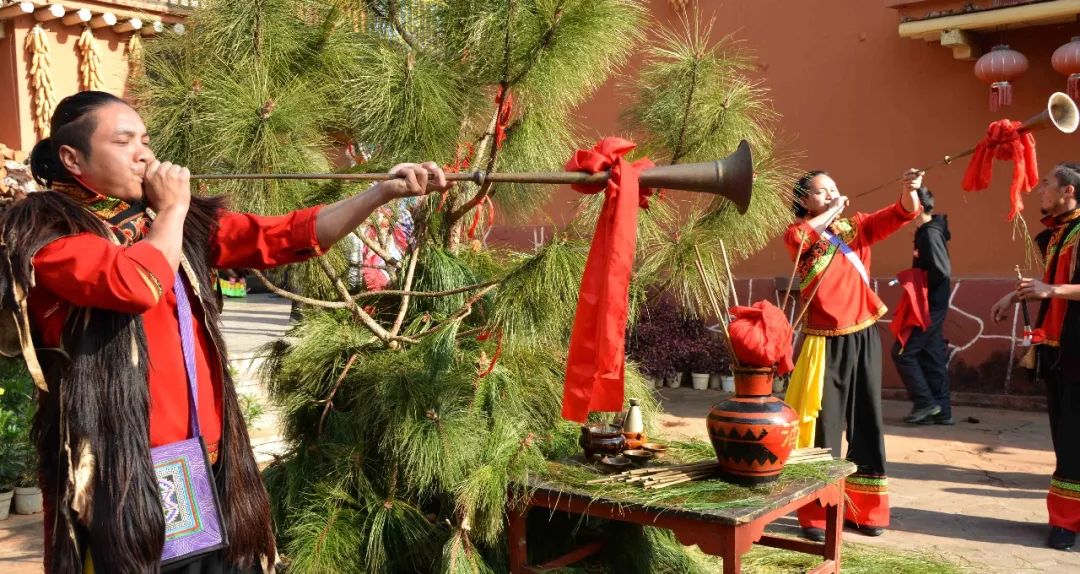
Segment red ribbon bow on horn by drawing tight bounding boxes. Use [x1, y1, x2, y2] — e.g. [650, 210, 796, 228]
[560, 137, 654, 423]
[961, 119, 1039, 221]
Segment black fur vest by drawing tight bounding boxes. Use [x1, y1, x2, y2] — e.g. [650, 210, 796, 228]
[0, 191, 275, 573]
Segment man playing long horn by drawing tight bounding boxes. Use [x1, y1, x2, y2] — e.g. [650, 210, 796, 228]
[0, 91, 446, 572]
[784, 169, 921, 542]
[991, 162, 1080, 552]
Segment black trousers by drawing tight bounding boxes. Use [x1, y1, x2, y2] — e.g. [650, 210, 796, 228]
[816, 327, 886, 476]
[891, 318, 952, 417]
[1039, 346, 1080, 482]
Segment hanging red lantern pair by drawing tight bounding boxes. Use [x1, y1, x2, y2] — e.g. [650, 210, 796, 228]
[1052, 36, 1080, 104]
[974, 45, 1028, 112]
[973, 37, 1080, 111]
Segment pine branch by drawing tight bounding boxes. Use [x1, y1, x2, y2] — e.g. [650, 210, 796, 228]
[671, 57, 700, 164]
[507, 1, 564, 86]
[250, 269, 350, 309]
[352, 280, 500, 300]
[389, 244, 420, 337]
[445, 107, 501, 229]
[317, 353, 359, 437]
[317, 257, 394, 343]
[413, 284, 497, 339]
[372, 1, 418, 51]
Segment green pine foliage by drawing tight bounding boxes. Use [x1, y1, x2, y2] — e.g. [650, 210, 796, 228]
[134, 2, 804, 572]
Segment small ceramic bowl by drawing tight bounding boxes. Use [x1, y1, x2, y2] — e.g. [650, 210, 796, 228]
[622, 449, 655, 465]
[599, 454, 634, 470]
[642, 443, 668, 455]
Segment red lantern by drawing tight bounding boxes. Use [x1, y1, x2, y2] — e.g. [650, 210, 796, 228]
[1052, 36, 1080, 103]
[974, 45, 1029, 112]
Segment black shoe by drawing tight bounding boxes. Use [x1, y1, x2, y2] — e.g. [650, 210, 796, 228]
[845, 519, 885, 537]
[918, 412, 955, 426]
[1048, 526, 1076, 551]
[801, 527, 826, 542]
[903, 404, 941, 424]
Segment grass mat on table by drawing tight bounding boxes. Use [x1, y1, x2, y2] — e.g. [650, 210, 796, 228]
[534, 439, 850, 512]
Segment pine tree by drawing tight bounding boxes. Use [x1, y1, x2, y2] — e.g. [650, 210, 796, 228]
[135, 4, 794, 572]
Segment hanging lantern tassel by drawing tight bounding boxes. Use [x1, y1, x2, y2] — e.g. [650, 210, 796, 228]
[990, 81, 1013, 112]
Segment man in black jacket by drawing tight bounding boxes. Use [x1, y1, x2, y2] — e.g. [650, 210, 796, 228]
[892, 187, 954, 425]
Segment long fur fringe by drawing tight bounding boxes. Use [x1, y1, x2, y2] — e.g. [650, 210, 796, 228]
[0, 192, 276, 573]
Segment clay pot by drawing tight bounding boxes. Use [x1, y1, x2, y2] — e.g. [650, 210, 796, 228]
[580, 424, 627, 460]
[706, 367, 798, 485]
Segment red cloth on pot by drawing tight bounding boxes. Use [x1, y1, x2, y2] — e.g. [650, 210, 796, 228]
[727, 300, 794, 375]
[889, 268, 930, 350]
[561, 137, 654, 423]
[961, 119, 1039, 221]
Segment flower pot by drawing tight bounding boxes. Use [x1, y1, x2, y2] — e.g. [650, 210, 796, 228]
[690, 373, 710, 390]
[13, 487, 42, 515]
[706, 367, 799, 486]
[709, 373, 722, 390]
[720, 375, 736, 393]
[0, 490, 12, 521]
[666, 373, 682, 388]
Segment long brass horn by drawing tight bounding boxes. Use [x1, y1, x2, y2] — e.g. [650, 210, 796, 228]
[855, 92, 1079, 199]
[191, 139, 755, 214]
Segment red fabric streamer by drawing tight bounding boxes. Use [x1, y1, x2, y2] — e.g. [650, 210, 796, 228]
[561, 137, 654, 423]
[476, 330, 504, 378]
[961, 119, 1039, 221]
[467, 195, 496, 240]
[494, 85, 514, 150]
[438, 143, 476, 212]
[889, 268, 930, 351]
[727, 300, 795, 376]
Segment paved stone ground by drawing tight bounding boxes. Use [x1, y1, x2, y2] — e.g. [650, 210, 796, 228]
[2, 294, 1078, 573]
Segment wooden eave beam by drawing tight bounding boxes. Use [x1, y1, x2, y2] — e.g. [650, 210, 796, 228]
[899, 0, 1080, 41]
[61, 8, 92, 26]
[0, 2, 35, 21]
[33, 4, 65, 23]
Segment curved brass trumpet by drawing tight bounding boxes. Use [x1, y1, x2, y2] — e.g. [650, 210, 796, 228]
[192, 140, 755, 214]
[855, 92, 1079, 199]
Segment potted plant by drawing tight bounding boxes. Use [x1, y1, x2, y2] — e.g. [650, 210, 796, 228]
[1, 358, 37, 515]
[12, 409, 40, 515]
[0, 408, 20, 520]
[627, 298, 689, 389]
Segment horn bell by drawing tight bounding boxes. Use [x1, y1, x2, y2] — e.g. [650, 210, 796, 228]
[1022, 92, 1079, 135]
[638, 139, 754, 214]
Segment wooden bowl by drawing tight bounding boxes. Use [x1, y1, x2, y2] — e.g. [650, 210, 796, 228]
[622, 449, 655, 465]
[642, 443, 668, 455]
[599, 454, 633, 470]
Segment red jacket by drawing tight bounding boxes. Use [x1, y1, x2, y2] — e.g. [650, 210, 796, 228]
[785, 201, 918, 336]
[28, 206, 324, 449]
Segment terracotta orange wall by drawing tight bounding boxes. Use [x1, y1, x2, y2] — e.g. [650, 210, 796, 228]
[554, 0, 1080, 280]
[0, 15, 137, 153]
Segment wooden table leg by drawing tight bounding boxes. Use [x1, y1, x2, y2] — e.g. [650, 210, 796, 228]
[823, 481, 844, 573]
[508, 503, 528, 574]
[724, 527, 744, 574]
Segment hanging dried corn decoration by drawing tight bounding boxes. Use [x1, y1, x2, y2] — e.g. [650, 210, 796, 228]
[25, 25, 55, 139]
[76, 26, 104, 92]
[126, 32, 144, 81]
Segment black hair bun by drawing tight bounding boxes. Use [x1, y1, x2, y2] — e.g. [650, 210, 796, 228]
[28, 138, 59, 185]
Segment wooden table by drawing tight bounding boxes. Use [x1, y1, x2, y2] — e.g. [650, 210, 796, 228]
[508, 461, 856, 574]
